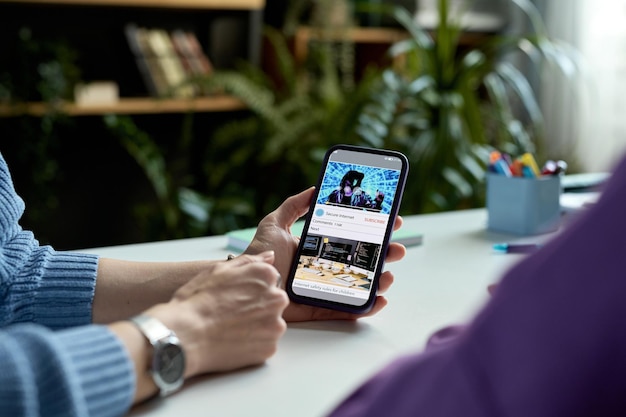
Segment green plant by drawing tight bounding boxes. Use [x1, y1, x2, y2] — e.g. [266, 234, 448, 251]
[103, 113, 219, 241]
[355, 0, 578, 213]
[194, 23, 384, 233]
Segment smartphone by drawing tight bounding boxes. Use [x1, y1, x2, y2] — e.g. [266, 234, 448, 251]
[285, 144, 409, 314]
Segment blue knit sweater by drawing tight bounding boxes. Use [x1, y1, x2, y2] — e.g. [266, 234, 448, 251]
[0, 153, 134, 416]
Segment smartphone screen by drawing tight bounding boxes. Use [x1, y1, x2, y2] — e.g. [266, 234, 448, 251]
[285, 144, 409, 314]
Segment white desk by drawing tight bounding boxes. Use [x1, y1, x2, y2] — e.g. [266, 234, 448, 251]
[83, 208, 555, 417]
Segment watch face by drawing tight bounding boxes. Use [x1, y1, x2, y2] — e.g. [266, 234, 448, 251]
[157, 342, 185, 384]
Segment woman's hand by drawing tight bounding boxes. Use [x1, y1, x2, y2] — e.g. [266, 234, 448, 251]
[244, 187, 407, 322]
[147, 251, 289, 378]
[111, 251, 289, 403]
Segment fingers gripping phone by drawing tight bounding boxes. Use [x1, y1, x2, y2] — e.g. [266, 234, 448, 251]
[285, 144, 409, 314]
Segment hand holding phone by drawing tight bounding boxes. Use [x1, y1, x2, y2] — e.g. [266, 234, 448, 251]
[285, 144, 409, 314]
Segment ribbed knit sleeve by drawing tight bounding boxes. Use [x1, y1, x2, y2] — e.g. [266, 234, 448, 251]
[0, 323, 135, 417]
[0, 153, 135, 416]
[1, 153, 99, 329]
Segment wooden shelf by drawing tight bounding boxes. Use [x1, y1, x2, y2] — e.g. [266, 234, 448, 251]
[293, 25, 493, 66]
[0, 95, 247, 117]
[296, 26, 408, 45]
[0, 0, 265, 9]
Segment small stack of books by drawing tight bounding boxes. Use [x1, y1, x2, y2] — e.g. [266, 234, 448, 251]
[124, 23, 214, 98]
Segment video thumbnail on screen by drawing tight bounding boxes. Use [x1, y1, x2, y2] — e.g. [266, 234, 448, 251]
[317, 162, 401, 215]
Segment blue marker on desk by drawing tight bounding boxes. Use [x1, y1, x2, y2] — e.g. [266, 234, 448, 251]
[493, 243, 542, 254]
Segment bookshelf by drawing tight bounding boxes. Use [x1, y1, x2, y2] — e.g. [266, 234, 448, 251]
[0, 0, 265, 116]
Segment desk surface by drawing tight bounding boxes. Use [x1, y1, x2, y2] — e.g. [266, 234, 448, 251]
[82, 208, 555, 417]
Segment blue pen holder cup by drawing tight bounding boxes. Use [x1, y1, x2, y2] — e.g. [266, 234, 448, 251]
[486, 174, 561, 235]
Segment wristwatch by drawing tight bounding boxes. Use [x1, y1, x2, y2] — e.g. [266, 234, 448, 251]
[130, 314, 186, 397]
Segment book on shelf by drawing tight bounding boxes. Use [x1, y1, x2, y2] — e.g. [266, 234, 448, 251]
[145, 28, 194, 98]
[125, 24, 211, 98]
[226, 221, 423, 253]
[169, 30, 195, 92]
[170, 29, 213, 77]
[187, 31, 214, 75]
[125, 23, 166, 97]
[170, 29, 213, 95]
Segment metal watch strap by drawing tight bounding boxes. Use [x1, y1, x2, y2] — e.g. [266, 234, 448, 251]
[131, 314, 172, 344]
[130, 314, 185, 397]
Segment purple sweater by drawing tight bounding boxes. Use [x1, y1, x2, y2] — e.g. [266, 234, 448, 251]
[330, 155, 626, 416]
